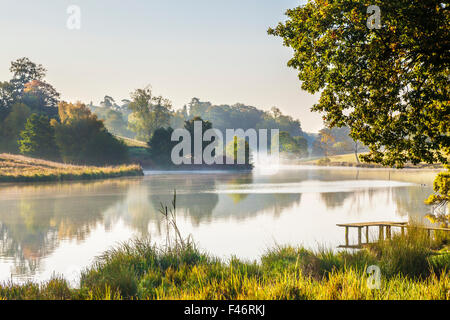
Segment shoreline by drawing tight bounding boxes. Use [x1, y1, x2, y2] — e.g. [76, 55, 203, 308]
[0, 153, 144, 183]
[297, 161, 443, 170]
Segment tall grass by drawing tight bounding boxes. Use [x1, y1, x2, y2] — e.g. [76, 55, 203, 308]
[0, 227, 448, 300]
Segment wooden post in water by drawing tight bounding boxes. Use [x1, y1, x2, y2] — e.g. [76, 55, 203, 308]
[401, 226, 405, 236]
[365, 226, 369, 243]
[386, 226, 391, 240]
[379, 226, 384, 241]
[345, 226, 349, 246]
[358, 227, 362, 245]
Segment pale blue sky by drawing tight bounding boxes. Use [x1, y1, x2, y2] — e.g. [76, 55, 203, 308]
[0, 0, 323, 132]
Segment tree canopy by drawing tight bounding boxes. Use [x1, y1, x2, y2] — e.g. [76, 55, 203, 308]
[269, 0, 449, 167]
[128, 87, 172, 141]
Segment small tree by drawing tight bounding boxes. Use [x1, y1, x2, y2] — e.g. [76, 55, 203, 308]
[0, 103, 31, 153]
[53, 101, 128, 165]
[19, 114, 59, 160]
[425, 166, 449, 227]
[147, 127, 175, 166]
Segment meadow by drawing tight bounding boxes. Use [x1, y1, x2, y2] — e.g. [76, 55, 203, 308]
[0, 153, 143, 182]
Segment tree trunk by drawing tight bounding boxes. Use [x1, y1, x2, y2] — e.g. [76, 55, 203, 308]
[354, 141, 360, 163]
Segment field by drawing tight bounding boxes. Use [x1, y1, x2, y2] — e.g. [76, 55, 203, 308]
[115, 135, 148, 148]
[0, 153, 143, 182]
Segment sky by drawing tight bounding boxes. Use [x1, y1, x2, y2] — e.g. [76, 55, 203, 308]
[0, 0, 323, 132]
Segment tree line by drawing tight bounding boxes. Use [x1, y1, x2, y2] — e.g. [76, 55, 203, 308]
[0, 58, 127, 165]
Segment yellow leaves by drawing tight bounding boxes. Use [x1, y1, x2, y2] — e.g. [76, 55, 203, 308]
[23, 80, 43, 93]
[58, 101, 94, 123]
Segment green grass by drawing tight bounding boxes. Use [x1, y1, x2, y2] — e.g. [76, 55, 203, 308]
[115, 135, 148, 148]
[0, 228, 448, 300]
[0, 153, 143, 182]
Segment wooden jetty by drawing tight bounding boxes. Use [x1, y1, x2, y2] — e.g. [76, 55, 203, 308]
[336, 221, 450, 248]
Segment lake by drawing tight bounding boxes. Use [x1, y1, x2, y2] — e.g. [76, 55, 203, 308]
[0, 165, 439, 285]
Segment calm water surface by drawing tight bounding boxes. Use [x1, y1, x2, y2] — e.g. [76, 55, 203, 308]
[0, 165, 439, 285]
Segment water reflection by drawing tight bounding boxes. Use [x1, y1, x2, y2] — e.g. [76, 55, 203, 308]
[0, 167, 438, 282]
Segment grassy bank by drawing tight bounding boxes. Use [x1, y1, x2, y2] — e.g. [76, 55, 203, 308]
[300, 153, 443, 169]
[0, 153, 143, 183]
[0, 228, 448, 300]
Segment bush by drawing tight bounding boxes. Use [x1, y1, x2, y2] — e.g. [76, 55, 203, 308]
[19, 114, 59, 160]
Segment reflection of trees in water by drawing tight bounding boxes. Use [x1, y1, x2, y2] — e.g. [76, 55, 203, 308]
[0, 180, 131, 277]
[320, 189, 386, 212]
[214, 193, 301, 220]
[318, 186, 431, 222]
[320, 192, 351, 210]
[118, 173, 301, 232]
[392, 186, 432, 222]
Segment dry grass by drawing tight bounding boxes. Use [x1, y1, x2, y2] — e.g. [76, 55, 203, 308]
[0, 153, 143, 182]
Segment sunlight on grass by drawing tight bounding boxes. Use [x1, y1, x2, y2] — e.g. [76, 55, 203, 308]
[0, 153, 143, 182]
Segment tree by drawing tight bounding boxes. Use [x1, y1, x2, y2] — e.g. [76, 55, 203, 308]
[425, 166, 449, 227]
[128, 87, 172, 141]
[53, 101, 128, 165]
[269, 0, 449, 167]
[317, 128, 336, 158]
[225, 136, 252, 166]
[0, 103, 32, 152]
[4, 58, 59, 117]
[58, 101, 92, 122]
[18, 114, 59, 160]
[184, 116, 213, 161]
[9, 57, 46, 94]
[100, 95, 115, 108]
[0, 81, 14, 121]
[270, 1, 449, 223]
[22, 80, 60, 110]
[278, 131, 308, 158]
[103, 109, 132, 137]
[147, 127, 176, 166]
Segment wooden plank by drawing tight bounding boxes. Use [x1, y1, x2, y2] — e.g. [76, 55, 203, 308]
[336, 221, 408, 227]
[336, 222, 450, 232]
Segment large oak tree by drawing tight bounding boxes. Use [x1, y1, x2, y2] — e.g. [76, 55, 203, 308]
[268, 0, 449, 167]
[269, 0, 449, 223]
